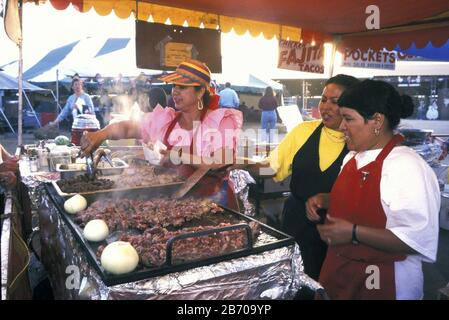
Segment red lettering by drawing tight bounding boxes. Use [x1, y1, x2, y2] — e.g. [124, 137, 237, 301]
[287, 49, 297, 65]
[296, 47, 306, 64]
[279, 50, 288, 65]
[368, 49, 376, 62]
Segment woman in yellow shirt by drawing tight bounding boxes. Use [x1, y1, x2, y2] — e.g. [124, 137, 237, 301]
[249, 75, 359, 291]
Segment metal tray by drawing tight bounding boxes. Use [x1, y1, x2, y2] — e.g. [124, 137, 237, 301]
[44, 183, 295, 286]
[52, 174, 184, 199]
[56, 159, 129, 179]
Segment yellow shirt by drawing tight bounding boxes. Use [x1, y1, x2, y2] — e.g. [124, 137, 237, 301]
[268, 120, 346, 182]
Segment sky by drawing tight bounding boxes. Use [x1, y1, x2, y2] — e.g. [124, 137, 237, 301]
[0, 1, 312, 80]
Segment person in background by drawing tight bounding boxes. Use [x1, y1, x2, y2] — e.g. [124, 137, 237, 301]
[258, 86, 278, 143]
[49, 78, 95, 126]
[219, 82, 239, 109]
[148, 87, 168, 111]
[236, 75, 360, 295]
[306, 80, 440, 300]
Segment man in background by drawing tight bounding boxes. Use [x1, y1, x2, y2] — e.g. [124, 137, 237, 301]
[219, 82, 239, 109]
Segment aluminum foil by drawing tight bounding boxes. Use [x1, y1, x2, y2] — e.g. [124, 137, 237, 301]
[229, 169, 256, 216]
[37, 190, 311, 300]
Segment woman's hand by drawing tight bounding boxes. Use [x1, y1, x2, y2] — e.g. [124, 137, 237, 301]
[80, 131, 105, 157]
[316, 215, 352, 246]
[305, 193, 329, 222]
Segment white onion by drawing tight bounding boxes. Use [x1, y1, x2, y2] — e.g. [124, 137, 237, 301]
[100, 241, 139, 275]
[64, 194, 87, 214]
[83, 219, 109, 242]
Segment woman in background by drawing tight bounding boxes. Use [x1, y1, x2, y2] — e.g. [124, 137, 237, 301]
[258, 86, 278, 143]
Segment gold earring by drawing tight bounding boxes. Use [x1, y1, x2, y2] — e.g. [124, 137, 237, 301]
[197, 99, 204, 110]
[374, 128, 380, 136]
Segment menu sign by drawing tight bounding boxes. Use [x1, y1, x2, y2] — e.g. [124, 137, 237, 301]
[278, 40, 325, 74]
[136, 21, 222, 72]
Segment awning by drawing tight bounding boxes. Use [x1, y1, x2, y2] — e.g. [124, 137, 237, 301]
[27, 0, 449, 49]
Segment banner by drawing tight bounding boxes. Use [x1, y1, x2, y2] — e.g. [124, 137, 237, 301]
[278, 40, 324, 74]
[3, 0, 22, 45]
[342, 48, 396, 70]
[136, 21, 222, 72]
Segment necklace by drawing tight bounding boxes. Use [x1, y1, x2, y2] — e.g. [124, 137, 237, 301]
[322, 127, 345, 143]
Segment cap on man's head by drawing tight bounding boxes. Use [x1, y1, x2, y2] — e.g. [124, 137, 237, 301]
[159, 59, 211, 88]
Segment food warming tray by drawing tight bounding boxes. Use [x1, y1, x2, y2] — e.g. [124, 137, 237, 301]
[52, 175, 184, 199]
[44, 183, 295, 286]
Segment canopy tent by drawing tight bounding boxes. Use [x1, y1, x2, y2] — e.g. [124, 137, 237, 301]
[27, 0, 449, 51]
[0, 71, 57, 134]
[213, 73, 283, 94]
[0, 70, 51, 91]
[1, 37, 160, 82]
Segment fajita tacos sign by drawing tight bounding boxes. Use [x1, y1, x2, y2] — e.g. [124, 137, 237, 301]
[278, 40, 324, 74]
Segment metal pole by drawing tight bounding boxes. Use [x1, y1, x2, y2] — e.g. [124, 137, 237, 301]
[56, 69, 59, 109]
[17, 0, 23, 146]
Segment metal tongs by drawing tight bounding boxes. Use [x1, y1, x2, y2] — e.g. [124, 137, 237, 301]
[85, 153, 96, 180]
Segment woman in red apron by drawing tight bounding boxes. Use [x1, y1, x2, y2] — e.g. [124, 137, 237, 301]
[306, 80, 440, 299]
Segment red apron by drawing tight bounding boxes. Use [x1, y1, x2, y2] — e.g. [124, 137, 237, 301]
[319, 134, 406, 300]
[162, 111, 238, 210]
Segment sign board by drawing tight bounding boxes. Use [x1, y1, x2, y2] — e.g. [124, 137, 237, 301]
[136, 21, 222, 72]
[276, 105, 303, 133]
[278, 40, 324, 74]
[342, 48, 396, 70]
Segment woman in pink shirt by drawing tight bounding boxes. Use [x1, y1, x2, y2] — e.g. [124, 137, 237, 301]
[81, 60, 242, 206]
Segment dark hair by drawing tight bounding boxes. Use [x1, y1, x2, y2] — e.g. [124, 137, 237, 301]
[225, 82, 231, 88]
[325, 74, 360, 90]
[149, 87, 167, 109]
[337, 79, 414, 130]
[194, 86, 211, 108]
[263, 86, 274, 97]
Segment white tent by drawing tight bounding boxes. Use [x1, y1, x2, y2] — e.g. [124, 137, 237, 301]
[1, 37, 160, 82]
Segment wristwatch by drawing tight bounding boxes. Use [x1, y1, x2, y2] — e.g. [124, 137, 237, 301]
[352, 224, 360, 245]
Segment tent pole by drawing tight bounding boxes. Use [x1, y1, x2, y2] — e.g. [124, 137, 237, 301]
[329, 36, 341, 77]
[23, 90, 41, 127]
[50, 90, 62, 111]
[17, 0, 23, 146]
[0, 107, 16, 134]
[56, 69, 59, 110]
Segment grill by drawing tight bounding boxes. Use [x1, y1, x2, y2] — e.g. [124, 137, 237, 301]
[45, 183, 295, 286]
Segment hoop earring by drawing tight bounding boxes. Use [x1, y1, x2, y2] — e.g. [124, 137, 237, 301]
[374, 128, 380, 136]
[197, 99, 204, 111]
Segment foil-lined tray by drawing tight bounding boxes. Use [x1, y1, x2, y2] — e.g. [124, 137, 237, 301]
[44, 183, 296, 286]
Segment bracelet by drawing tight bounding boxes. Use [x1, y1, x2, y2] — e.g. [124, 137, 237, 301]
[351, 224, 360, 245]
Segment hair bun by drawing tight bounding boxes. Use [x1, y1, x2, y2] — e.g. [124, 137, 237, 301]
[400, 95, 414, 118]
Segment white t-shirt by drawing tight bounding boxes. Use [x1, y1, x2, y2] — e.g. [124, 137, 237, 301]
[342, 146, 440, 300]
